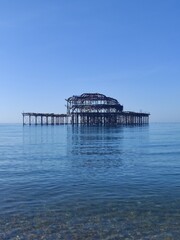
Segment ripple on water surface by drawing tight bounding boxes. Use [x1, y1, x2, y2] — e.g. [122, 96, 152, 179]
[0, 123, 180, 239]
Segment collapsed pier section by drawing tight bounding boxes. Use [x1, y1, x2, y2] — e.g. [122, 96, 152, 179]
[22, 112, 69, 125]
[66, 93, 150, 125]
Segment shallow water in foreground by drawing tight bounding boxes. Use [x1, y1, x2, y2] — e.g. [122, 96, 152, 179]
[0, 123, 180, 239]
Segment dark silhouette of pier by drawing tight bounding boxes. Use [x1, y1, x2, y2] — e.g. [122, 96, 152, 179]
[22, 93, 150, 126]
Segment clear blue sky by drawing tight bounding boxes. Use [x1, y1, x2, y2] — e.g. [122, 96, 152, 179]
[1, 0, 180, 123]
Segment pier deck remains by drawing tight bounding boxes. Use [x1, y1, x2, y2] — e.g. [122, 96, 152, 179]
[22, 113, 68, 125]
[22, 93, 150, 126]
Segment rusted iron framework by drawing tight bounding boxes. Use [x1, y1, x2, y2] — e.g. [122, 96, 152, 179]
[22, 93, 150, 125]
[66, 93, 149, 125]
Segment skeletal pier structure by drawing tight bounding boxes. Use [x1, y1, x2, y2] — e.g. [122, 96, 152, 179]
[22, 113, 68, 125]
[22, 93, 150, 126]
[66, 93, 149, 125]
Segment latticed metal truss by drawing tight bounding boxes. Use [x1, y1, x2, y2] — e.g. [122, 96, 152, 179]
[66, 93, 123, 114]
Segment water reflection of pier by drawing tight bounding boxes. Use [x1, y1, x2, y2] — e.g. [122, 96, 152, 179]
[69, 126, 124, 155]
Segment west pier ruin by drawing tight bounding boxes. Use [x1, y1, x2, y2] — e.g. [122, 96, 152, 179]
[22, 93, 150, 126]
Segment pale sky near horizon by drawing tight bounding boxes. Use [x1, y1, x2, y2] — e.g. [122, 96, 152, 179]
[0, 0, 180, 123]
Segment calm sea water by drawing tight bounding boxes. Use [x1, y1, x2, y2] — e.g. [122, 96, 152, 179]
[0, 123, 180, 239]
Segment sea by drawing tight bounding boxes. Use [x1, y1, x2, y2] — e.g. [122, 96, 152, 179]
[0, 123, 180, 240]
